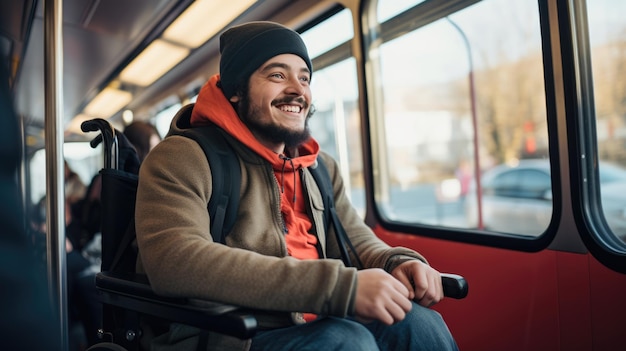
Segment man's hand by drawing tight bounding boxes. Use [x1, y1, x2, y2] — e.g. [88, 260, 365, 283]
[391, 260, 444, 307]
[354, 269, 413, 325]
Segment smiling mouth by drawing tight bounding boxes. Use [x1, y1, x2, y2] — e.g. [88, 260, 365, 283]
[277, 105, 302, 113]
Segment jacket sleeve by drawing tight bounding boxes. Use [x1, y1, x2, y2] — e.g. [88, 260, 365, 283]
[317, 151, 428, 272]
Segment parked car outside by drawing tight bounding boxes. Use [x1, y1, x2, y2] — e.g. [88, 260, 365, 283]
[465, 159, 626, 240]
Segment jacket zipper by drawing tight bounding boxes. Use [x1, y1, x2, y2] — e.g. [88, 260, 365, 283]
[268, 163, 288, 255]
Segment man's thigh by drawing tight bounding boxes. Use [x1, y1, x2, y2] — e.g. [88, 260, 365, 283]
[363, 302, 459, 351]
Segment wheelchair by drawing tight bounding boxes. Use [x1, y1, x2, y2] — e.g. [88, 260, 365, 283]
[81, 118, 468, 351]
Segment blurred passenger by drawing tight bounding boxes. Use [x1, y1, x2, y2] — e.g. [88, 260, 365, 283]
[62, 163, 104, 349]
[455, 159, 472, 202]
[78, 174, 102, 266]
[123, 120, 162, 162]
[34, 196, 101, 350]
[65, 160, 87, 205]
[1, 54, 60, 350]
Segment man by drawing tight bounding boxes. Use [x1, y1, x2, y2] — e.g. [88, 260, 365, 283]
[135, 21, 459, 350]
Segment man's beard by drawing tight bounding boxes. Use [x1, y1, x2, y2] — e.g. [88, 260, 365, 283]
[237, 93, 314, 149]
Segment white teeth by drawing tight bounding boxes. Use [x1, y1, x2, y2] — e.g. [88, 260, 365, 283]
[279, 105, 301, 113]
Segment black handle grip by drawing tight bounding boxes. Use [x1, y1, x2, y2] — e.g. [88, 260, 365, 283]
[81, 118, 118, 169]
[441, 273, 468, 299]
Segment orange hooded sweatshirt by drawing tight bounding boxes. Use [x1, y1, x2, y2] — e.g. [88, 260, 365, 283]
[190, 74, 320, 260]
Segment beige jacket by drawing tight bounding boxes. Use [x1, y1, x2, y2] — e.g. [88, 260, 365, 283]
[134, 111, 426, 350]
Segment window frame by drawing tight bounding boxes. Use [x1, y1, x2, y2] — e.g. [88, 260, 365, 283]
[360, 0, 560, 252]
[565, 0, 626, 272]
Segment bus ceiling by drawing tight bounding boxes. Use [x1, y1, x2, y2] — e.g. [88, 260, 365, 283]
[1, 0, 318, 148]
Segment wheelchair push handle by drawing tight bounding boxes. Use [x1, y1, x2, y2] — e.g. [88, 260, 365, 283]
[81, 118, 119, 169]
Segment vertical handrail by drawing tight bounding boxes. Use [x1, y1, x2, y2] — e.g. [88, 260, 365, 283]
[43, 0, 67, 349]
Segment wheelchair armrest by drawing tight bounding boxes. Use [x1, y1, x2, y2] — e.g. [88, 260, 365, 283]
[441, 273, 468, 299]
[94, 270, 466, 341]
[95, 271, 257, 339]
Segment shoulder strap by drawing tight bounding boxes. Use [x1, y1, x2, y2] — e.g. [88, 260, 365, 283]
[309, 157, 363, 269]
[182, 126, 241, 244]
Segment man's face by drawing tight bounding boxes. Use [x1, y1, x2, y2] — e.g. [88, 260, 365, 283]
[232, 54, 313, 149]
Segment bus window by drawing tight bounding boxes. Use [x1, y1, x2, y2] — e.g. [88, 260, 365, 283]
[585, 0, 626, 245]
[377, 0, 426, 23]
[368, 0, 548, 235]
[302, 9, 353, 58]
[301, 9, 366, 216]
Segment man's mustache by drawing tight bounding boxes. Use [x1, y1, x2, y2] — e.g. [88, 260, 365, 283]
[272, 96, 309, 109]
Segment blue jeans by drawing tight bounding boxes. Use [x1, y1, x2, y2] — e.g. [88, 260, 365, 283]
[249, 302, 459, 351]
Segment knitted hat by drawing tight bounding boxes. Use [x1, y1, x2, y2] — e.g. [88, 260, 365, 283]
[218, 21, 312, 99]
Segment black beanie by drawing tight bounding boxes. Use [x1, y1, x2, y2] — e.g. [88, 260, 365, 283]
[218, 21, 312, 99]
